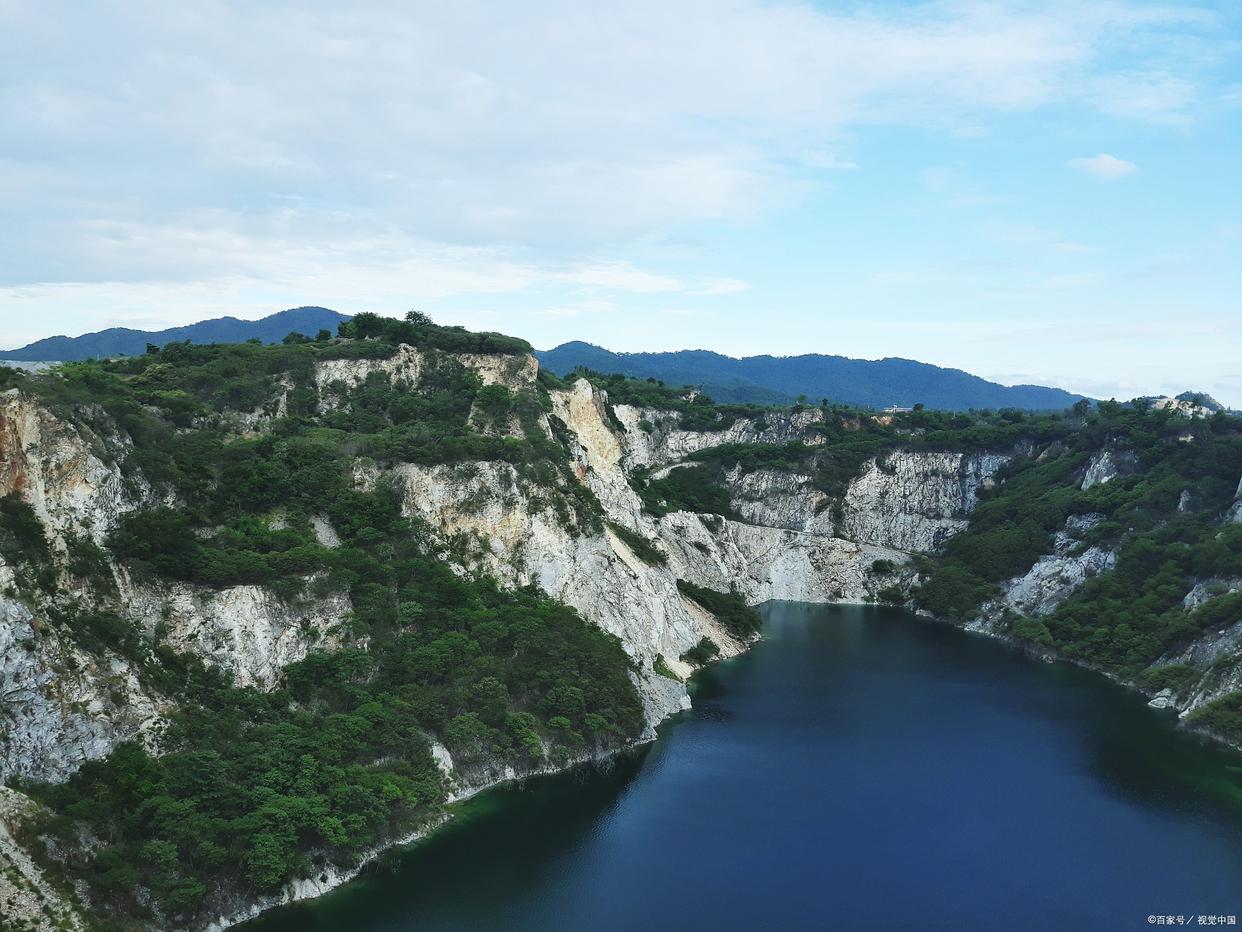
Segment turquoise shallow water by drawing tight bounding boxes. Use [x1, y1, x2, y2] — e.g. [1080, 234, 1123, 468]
[244, 603, 1242, 931]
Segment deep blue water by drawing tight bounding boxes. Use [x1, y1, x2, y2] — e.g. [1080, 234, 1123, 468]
[245, 603, 1242, 931]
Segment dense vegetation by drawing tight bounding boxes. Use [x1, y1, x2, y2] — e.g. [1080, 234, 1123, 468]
[913, 402, 1242, 741]
[606, 521, 668, 565]
[339, 310, 531, 355]
[676, 580, 762, 641]
[5, 316, 642, 925]
[633, 464, 737, 518]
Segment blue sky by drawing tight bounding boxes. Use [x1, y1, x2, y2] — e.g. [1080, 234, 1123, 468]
[2, 1, 1240, 403]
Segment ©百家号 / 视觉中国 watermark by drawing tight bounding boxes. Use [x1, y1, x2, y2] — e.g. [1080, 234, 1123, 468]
[1148, 916, 1237, 926]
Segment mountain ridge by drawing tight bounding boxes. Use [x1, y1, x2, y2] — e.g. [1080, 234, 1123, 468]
[536, 340, 1089, 410]
[0, 307, 350, 361]
[4, 311, 1091, 410]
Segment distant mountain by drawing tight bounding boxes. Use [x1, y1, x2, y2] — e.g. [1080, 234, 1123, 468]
[536, 342, 1087, 411]
[0, 307, 350, 362]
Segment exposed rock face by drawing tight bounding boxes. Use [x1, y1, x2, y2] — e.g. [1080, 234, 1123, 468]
[656, 512, 905, 605]
[392, 457, 715, 728]
[1000, 546, 1116, 618]
[723, 468, 833, 535]
[118, 575, 351, 690]
[612, 404, 824, 469]
[0, 390, 142, 545]
[995, 515, 1116, 618]
[838, 452, 1008, 552]
[967, 514, 1116, 635]
[1080, 448, 1139, 491]
[313, 346, 538, 397]
[1151, 580, 1242, 717]
[313, 344, 424, 394]
[0, 786, 86, 930]
[1181, 578, 1242, 613]
[1226, 474, 1242, 524]
[0, 590, 163, 782]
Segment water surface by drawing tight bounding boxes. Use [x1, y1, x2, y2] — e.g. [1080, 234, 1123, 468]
[246, 603, 1242, 931]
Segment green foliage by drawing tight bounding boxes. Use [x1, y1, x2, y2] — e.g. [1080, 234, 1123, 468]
[1188, 691, 1242, 743]
[1136, 664, 1200, 696]
[913, 403, 1242, 678]
[1187, 592, 1242, 632]
[0, 491, 50, 562]
[0, 492, 54, 590]
[339, 311, 531, 355]
[1011, 617, 1055, 648]
[688, 441, 811, 473]
[680, 637, 720, 666]
[652, 655, 682, 681]
[675, 579, 761, 640]
[633, 464, 734, 518]
[607, 522, 667, 565]
[875, 584, 908, 605]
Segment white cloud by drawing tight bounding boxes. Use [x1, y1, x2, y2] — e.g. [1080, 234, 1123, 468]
[0, 1, 1221, 285]
[688, 279, 751, 297]
[1067, 153, 1139, 179]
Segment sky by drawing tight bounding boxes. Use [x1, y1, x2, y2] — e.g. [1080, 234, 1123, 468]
[2, 1, 1240, 404]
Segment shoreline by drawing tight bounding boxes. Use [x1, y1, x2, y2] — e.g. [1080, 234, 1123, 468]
[208, 631, 766, 930]
[206, 742, 656, 931]
[911, 606, 1242, 757]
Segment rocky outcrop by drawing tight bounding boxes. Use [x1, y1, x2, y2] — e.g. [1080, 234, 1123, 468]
[1226, 475, 1242, 524]
[0, 786, 86, 930]
[313, 346, 539, 397]
[0, 390, 142, 546]
[118, 575, 351, 690]
[313, 344, 424, 394]
[722, 468, 834, 535]
[0, 588, 163, 783]
[1000, 545, 1116, 618]
[838, 451, 1008, 552]
[1080, 448, 1139, 491]
[392, 459, 715, 729]
[1151, 580, 1242, 717]
[992, 515, 1116, 618]
[656, 512, 906, 605]
[612, 404, 824, 469]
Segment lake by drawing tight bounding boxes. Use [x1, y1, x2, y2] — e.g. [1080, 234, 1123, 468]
[244, 602, 1242, 931]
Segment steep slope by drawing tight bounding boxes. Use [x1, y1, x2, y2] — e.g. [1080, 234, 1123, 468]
[0, 307, 350, 362]
[536, 341, 1087, 410]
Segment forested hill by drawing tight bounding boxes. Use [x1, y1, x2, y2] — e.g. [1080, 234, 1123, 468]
[0, 306, 350, 361]
[536, 341, 1088, 411]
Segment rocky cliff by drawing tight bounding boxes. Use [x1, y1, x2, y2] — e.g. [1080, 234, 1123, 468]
[0, 359, 996, 754]
[2, 344, 1235, 929]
